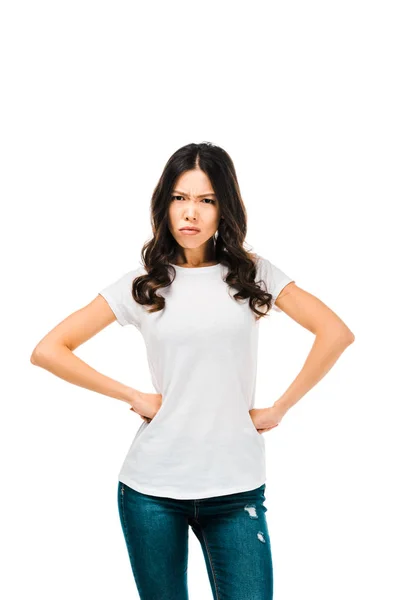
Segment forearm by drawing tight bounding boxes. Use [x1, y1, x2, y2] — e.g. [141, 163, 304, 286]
[273, 331, 355, 415]
[30, 345, 136, 406]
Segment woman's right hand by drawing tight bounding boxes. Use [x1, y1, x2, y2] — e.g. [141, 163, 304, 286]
[128, 390, 163, 422]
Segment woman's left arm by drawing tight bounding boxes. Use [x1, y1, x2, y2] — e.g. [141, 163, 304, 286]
[252, 282, 355, 432]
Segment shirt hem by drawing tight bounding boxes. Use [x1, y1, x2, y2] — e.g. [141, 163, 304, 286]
[117, 474, 267, 500]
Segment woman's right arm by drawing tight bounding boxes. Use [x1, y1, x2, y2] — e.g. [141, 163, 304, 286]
[30, 295, 158, 418]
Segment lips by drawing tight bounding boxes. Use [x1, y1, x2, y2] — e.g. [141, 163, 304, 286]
[179, 227, 200, 232]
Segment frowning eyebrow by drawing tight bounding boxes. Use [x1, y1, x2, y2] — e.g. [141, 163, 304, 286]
[172, 189, 217, 198]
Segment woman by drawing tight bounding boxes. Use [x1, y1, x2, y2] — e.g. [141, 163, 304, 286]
[31, 142, 355, 600]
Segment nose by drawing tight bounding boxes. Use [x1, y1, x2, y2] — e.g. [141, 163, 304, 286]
[183, 200, 198, 220]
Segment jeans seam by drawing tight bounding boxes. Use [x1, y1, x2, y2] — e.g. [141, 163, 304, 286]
[119, 484, 135, 567]
[198, 526, 221, 600]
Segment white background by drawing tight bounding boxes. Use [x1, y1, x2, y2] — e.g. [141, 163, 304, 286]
[2, 1, 399, 599]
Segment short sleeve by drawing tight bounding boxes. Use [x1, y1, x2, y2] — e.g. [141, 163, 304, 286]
[255, 254, 295, 313]
[98, 268, 144, 328]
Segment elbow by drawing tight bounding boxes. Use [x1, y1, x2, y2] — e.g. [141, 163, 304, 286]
[30, 348, 43, 365]
[30, 345, 51, 366]
[338, 330, 355, 347]
[316, 326, 355, 346]
[31, 342, 70, 365]
[342, 327, 355, 344]
[30, 344, 39, 364]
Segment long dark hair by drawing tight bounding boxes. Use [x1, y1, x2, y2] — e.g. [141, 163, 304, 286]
[132, 142, 274, 320]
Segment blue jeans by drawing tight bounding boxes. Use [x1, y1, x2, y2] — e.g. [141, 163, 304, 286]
[117, 481, 273, 600]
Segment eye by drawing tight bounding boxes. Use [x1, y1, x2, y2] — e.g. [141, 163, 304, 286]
[171, 195, 216, 205]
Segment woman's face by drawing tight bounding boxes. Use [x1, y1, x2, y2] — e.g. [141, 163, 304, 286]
[167, 169, 221, 256]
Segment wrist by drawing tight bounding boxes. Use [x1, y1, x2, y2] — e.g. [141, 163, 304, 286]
[120, 386, 139, 408]
[272, 400, 289, 417]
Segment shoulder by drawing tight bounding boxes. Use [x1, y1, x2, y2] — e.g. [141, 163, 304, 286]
[109, 264, 147, 286]
[98, 264, 147, 328]
[252, 253, 274, 278]
[252, 252, 290, 277]
[252, 252, 295, 312]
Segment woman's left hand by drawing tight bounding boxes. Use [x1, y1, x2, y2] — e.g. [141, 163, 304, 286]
[249, 405, 286, 434]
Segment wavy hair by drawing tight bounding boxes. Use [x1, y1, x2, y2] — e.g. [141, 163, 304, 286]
[132, 142, 274, 320]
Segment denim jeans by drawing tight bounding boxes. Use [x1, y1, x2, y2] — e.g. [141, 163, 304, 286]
[117, 481, 273, 600]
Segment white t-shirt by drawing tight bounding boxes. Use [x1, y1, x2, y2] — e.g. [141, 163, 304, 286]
[98, 254, 294, 499]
